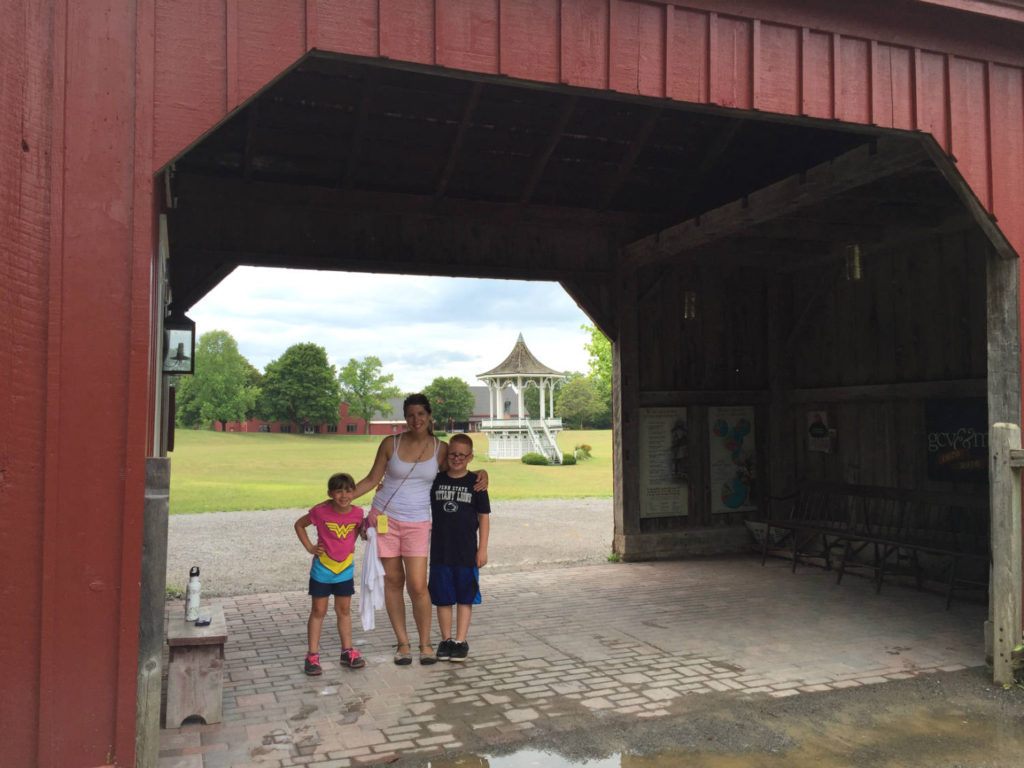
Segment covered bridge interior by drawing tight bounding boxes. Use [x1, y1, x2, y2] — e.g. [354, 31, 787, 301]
[165, 52, 1015, 593]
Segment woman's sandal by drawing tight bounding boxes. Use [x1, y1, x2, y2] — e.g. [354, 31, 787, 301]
[393, 642, 412, 666]
[419, 644, 437, 666]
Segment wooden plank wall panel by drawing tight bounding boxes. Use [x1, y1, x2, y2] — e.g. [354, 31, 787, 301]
[380, 0, 435, 64]
[609, 0, 665, 97]
[154, 0, 228, 169]
[436, 0, 500, 74]
[500, 0, 559, 82]
[236, 0, 306, 105]
[916, 50, 950, 148]
[710, 15, 752, 110]
[873, 44, 914, 130]
[312, 0, 380, 57]
[949, 56, 992, 211]
[757, 22, 800, 115]
[838, 36, 871, 124]
[560, 0, 609, 90]
[666, 7, 709, 104]
[1, 2, 52, 761]
[801, 29, 835, 119]
[988, 64, 1024, 255]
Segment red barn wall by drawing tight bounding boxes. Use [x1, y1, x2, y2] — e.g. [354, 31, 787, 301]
[4, 1, 1024, 766]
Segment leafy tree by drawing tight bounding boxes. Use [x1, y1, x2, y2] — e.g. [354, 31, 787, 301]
[423, 377, 475, 431]
[242, 361, 263, 420]
[338, 356, 402, 434]
[174, 330, 258, 430]
[258, 343, 341, 428]
[556, 376, 604, 429]
[582, 323, 613, 429]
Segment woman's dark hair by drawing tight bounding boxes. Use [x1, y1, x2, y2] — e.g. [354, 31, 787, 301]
[403, 393, 434, 435]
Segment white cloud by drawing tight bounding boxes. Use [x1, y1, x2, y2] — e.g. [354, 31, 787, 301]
[187, 266, 594, 392]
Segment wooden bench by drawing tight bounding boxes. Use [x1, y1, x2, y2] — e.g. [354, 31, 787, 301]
[165, 604, 227, 727]
[760, 482, 989, 607]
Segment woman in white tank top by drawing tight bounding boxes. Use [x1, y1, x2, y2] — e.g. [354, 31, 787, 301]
[352, 393, 487, 665]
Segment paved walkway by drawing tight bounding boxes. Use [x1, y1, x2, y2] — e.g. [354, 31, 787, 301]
[158, 556, 986, 767]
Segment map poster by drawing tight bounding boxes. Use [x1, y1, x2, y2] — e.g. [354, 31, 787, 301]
[638, 407, 689, 518]
[708, 406, 757, 514]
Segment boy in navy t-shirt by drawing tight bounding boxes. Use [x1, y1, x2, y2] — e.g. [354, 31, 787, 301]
[428, 433, 491, 662]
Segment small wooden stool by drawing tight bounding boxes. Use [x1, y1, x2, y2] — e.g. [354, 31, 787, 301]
[165, 605, 227, 727]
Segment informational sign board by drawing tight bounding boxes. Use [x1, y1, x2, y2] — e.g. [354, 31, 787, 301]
[638, 407, 689, 518]
[925, 398, 987, 482]
[708, 405, 757, 514]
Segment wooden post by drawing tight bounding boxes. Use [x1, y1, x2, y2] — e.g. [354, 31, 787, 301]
[990, 423, 1023, 686]
[137, 457, 170, 767]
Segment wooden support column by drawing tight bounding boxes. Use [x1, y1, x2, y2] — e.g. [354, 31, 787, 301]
[986, 247, 1022, 662]
[613, 263, 641, 551]
[137, 457, 170, 767]
[990, 424, 1023, 686]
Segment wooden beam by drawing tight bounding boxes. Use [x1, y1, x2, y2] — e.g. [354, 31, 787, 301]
[788, 378, 987, 402]
[177, 248, 613, 284]
[435, 82, 483, 201]
[174, 171, 655, 231]
[520, 95, 577, 205]
[560, 278, 618, 341]
[598, 108, 662, 211]
[623, 136, 932, 269]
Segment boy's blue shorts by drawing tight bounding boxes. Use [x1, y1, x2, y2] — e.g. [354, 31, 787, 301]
[428, 565, 482, 606]
[309, 577, 354, 598]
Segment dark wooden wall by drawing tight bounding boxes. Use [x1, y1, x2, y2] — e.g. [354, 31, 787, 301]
[631, 228, 991, 537]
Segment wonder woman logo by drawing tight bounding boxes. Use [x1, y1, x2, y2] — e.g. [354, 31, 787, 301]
[325, 522, 357, 539]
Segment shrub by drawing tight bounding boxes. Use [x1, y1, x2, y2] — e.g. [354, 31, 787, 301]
[561, 454, 577, 465]
[574, 443, 593, 460]
[521, 452, 549, 465]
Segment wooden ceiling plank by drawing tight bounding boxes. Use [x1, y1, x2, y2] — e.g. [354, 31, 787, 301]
[519, 95, 578, 205]
[435, 82, 484, 201]
[341, 71, 376, 189]
[598, 108, 662, 211]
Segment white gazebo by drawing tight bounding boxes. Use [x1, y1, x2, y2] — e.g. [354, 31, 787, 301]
[478, 334, 565, 462]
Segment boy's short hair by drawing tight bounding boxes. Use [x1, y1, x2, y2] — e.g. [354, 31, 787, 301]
[449, 433, 473, 452]
[328, 472, 356, 492]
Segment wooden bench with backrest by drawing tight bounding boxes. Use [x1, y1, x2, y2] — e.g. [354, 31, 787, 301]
[760, 482, 989, 607]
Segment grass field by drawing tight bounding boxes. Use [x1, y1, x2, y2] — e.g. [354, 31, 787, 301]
[168, 429, 613, 514]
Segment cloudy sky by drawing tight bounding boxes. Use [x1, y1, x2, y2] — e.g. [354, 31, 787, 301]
[187, 266, 594, 392]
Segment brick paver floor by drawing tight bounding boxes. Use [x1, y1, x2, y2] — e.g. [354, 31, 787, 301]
[158, 556, 986, 767]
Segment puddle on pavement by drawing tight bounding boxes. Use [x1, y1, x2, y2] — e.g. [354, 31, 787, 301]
[426, 705, 1024, 768]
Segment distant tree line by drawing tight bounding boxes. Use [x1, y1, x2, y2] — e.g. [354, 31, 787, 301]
[174, 326, 613, 433]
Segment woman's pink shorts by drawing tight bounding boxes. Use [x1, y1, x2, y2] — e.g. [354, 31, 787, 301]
[374, 512, 431, 558]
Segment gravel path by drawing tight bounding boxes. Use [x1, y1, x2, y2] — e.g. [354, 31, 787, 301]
[167, 498, 613, 597]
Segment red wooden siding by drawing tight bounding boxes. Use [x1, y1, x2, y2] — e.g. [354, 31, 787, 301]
[150, 0, 1024, 269]
[5, 2, 1024, 766]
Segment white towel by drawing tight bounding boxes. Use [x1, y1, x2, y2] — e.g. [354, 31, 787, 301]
[359, 527, 385, 631]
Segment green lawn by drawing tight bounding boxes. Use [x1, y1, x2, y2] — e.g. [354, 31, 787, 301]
[168, 429, 613, 514]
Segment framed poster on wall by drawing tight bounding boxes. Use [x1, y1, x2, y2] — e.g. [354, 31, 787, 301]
[708, 405, 757, 514]
[925, 398, 987, 482]
[638, 407, 689, 518]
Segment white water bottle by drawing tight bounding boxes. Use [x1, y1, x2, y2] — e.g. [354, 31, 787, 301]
[185, 566, 201, 621]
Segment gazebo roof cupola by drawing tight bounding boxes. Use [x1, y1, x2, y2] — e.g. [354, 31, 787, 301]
[479, 333, 561, 378]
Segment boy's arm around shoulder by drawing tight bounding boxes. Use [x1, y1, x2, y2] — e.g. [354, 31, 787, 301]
[476, 510, 490, 568]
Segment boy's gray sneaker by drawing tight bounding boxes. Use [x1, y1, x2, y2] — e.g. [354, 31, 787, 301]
[437, 638, 455, 661]
[449, 641, 469, 662]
